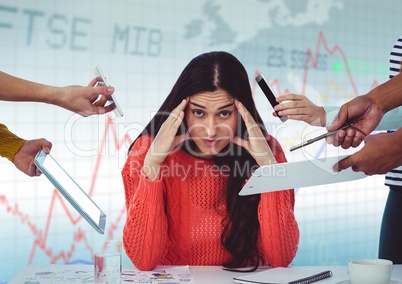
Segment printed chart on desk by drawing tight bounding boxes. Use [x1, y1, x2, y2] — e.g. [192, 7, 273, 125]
[0, 1, 401, 282]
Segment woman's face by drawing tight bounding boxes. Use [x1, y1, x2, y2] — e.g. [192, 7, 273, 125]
[185, 89, 238, 159]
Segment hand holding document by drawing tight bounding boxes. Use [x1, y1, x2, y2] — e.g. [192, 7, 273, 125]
[239, 155, 366, 195]
[290, 124, 352, 152]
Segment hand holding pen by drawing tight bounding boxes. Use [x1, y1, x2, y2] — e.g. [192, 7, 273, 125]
[290, 124, 352, 151]
[326, 95, 385, 149]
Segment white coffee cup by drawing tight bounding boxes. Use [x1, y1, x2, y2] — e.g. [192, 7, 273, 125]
[348, 259, 393, 284]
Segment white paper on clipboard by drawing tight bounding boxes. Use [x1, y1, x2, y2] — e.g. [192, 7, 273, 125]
[239, 155, 367, 196]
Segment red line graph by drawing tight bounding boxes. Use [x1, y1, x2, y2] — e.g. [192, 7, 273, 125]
[0, 116, 131, 264]
[301, 31, 359, 96]
[252, 31, 379, 100]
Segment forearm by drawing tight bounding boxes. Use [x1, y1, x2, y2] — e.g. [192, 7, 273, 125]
[392, 128, 402, 165]
[334, 127, 402, 175]
[123, 175, 168, 271]
[324, 105, 402, 131]
[0, 71, 62, 105]
[143, 156, 162, 181]
[367, 72, 402, 113]
[374, 105, 402, 131]
[0, 124, 26, 162]
[259, 190, 299, 267]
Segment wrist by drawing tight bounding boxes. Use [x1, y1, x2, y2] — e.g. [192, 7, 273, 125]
[390, 129, 402, 165]
[393, 127, 402, 140]
[45, 86, 65, 107]
[142, 163, 161, 181]
[143, 154, 162, 181]
[366, 88, 387, 113]
[257, 152, 277, 166]
[366, 75, 402, 114]
[318, 107, 326, 127]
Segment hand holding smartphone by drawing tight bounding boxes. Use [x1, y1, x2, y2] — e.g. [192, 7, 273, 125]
[94, 66, 124, 118]
[255, 73, 288, 122]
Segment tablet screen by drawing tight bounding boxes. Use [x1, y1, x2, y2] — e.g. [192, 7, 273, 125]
[35, 149, 106, 234]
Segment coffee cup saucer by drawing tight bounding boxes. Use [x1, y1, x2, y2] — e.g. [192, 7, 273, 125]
[336, 280, 402, 284]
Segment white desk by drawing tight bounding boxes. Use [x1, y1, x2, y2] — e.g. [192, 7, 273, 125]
[9, 264, 402, 283]
[190, 265, 402, 283]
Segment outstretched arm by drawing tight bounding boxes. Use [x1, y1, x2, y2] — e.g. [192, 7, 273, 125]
[327, 72, 402, 148]
[0, 71, 115, 116]
[333, 127, 402, 175]
[0, 124, 52, 177]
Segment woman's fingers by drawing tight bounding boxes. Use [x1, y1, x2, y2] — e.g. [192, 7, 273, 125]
[234, 100, 276, 165]
[235, 100, 262, 137]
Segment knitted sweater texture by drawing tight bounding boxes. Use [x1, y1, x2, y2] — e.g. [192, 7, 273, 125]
[122, 135, 299, 270]
[0, 124, 26, 162]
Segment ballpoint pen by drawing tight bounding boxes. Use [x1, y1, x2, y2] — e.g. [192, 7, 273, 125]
[290, 124, 352, 152]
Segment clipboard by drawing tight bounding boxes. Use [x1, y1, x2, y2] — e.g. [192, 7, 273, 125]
[34, 149, 106, 234]
[239, 155, 366, 196]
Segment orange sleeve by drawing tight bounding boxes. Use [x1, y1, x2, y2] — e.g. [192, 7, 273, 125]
[258, 135, 299, 267]
[121, 136, 169, 270]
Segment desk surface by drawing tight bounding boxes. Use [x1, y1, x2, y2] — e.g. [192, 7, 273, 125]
[190, 265, 402, 283]
[9, 264, 402, 283]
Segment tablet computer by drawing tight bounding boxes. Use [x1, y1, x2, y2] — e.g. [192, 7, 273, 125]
[34, 149, 106, 234]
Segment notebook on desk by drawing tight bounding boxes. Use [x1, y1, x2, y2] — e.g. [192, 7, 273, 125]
[233, 267, 333, 284]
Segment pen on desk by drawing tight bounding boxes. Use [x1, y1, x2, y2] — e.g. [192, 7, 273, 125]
[289, 124, 352, 152]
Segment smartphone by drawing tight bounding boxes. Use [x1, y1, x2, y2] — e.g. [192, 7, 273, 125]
[255, 73, 288, 122]
[94, 66, 124, 118]
[34, 149, 106, 234]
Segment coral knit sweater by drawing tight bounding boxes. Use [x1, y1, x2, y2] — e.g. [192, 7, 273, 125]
[122, 135, 299, 271]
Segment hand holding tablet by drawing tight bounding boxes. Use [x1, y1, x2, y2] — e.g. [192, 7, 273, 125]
[29, 66, 124, 234]
[239, 155, 367, 195]
[34, 149, 106, 234]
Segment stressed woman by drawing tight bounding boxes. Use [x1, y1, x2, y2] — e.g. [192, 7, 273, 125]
[122, 51, 299, 271]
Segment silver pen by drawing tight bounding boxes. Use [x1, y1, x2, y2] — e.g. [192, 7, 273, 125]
[289, 124, 352, 152]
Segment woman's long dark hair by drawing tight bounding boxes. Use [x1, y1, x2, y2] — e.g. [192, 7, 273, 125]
[129, 51, 268, 269]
